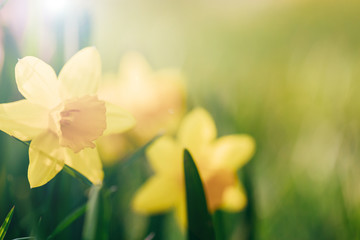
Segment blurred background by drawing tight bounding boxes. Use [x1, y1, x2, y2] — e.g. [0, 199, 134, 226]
[1, 0, 360, 239]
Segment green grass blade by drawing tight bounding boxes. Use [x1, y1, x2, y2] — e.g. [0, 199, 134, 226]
[82, 185, 111, 240]
[183, 149, 216, 240]
[11, 237, 36, 240]
[47, 204, 87, 240]
[0, 206, 15, 240]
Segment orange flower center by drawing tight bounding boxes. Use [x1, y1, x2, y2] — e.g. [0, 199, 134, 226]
[202, 169, 236, 211]
[179, 153, 236, 212]
[190, 150, 237, 211]
[50, 95, 106, 152]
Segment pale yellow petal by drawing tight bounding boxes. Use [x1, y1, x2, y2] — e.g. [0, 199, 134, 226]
[210, 135, 255, 170]
[132, 175, 179, 214]
[103, 101, 135, 135]
[64, 147, 104, 185]
[146, 136, 183, 175]
[129, 69, 186, 141]
[174, 193, 187, 229]
[28, 131, 65, 188]
[97, 135, 135, 165]
[15, 56, 60, 108]
[178, 108, 217, 153]
[96, 73, 119, 103]
[220, 182, 247, 211]
[0, 100, 48, 141]
[59, 47, 101, 98]
[118, 52, 151, 83]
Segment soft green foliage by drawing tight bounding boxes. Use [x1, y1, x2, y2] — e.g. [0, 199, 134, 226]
[83, 185, 111, 240]
[47, 204, 87, 240]
[184, 149, 216, 240]
[62, 165, 93, 187]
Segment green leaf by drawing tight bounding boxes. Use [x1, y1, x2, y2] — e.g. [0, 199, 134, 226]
[62, 165, 93, 187]
[183, 149, 216, 240]
[11, 237, 35, 240]
[82, 185, 111, 240]
[120, 134, 162, 168]
[0, 206, 14, 240]
[47, 204, 87, 240]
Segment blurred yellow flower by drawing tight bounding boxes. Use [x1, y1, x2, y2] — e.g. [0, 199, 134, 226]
[97, 52, 186, 164]
[0, 47, 135, 188]
[132, 108, 255, 227]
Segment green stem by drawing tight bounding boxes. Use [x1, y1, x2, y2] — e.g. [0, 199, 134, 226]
[213, 211, 226, 240]
[243, 165, 256, 240]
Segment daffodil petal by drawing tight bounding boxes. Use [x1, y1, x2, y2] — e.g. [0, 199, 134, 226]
[64, 147, 104, 185]
[118, 52, 151, 82]
[97, 135, 135, 165]
[15, 56, 60, 108]
[103, 101, 136, 135]
[220, 182, 247, 211]
[96, 73, 119, 103]
[146, 136, 182, 175]
[211, 135, 255, 170]
[132, 175, 179, 214]
[59, 47, 101, 98]
[174, 193, 187, 229]
[28, 131, 65, 188]
[178, 108, 217, 153]
[0, 100, 48, 141]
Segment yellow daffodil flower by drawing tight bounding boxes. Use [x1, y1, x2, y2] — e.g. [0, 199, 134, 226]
[132, 108, 255, 227]
[97, 52, 186, 164]
[0, 47, 135, 188]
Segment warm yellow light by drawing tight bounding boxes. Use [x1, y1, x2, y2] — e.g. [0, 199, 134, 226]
[42, 0, 71, 17]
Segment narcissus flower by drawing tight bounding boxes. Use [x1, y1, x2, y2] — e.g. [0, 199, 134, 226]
[0, 47, 135, 188]
[132, 108, 255, 227]
[97, 52, 186, 164]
